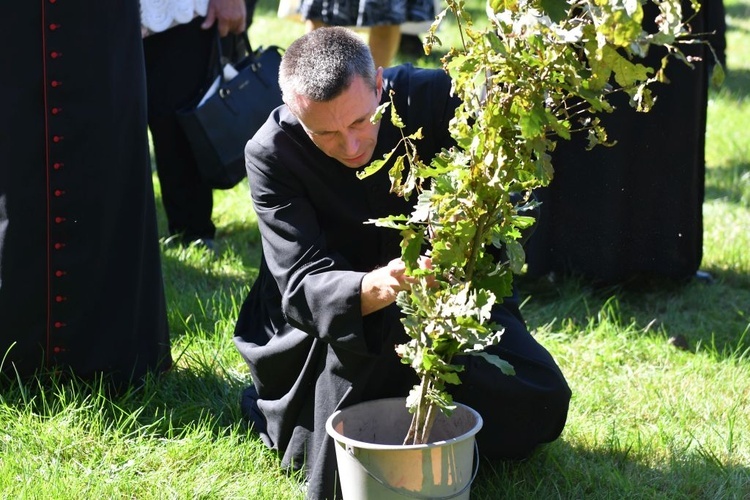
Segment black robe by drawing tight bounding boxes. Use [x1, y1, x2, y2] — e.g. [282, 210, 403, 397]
[234, 65, 571, 499]
[524, 0, 727, 285]
[0, 1, 172, 385]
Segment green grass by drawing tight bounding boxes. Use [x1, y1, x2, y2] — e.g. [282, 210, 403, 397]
[2, 1, 749, 498]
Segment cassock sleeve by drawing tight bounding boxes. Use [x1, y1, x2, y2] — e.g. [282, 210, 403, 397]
[244, 137, 374, 354]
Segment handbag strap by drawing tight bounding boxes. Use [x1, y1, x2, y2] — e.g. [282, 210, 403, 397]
[202, 26, 254, 86]
[207, 27, 285, 94]
[213, 26, 254, 70]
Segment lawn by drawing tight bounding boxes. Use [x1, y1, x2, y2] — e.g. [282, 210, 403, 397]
[0, 0, 747, 498]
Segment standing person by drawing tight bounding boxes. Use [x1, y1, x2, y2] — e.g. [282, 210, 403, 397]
[0, 1, 172, 387]
[142, 0, 255, 251]
[233, 27, 571, 499]
[299, 0, 435, 68]
[524, 0, 727, 286]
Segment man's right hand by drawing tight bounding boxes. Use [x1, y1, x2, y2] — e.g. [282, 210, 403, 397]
[360, 257, 432, 316]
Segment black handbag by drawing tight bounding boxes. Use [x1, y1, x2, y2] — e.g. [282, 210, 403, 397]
[177, 31, 284, 189]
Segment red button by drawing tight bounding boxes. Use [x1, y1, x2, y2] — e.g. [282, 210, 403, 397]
[51, 107, 61, 115]
[54, 189, 65, 197]
[51, 80, 61, 87]
[49, 23, 60, 31]
[54, 321, 66, 328]
[49, 0, 57, 3]
[54, 216, 66, 223]
[54, 242, 65, 250]
[50, 51, 61, 59]
[55, 270, 66, 277]
[53, 135, 63, 143]
[53, 162, 63, 170]
[55, 295, 65, 302]
[53, 346, 63, 353]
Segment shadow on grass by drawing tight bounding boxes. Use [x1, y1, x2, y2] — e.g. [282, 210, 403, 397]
[129, 365, 248, 431]
[471, 439, 750, 499]
[159, 250, 254, 339]
[726, 3, 750, 34]
[216, 219, 264, 265]
[713, 67, 750, 100]
[0, 364, 250, 439]
[705, 158, 750, 204]
[518, 269, 750, 360]
[0, 365, 302, 495]
[156, 214, 263, 339]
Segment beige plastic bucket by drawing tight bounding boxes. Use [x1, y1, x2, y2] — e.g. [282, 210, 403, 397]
[325, 397, 482, 499]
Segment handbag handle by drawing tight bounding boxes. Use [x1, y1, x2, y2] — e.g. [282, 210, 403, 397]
[213, 28, 284, 95]
[212, 26, 254, 75]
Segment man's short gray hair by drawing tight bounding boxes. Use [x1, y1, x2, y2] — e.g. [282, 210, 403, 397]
[279, 27, 377, 113]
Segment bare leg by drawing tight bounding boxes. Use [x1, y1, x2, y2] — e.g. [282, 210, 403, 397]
[305, 19, 327, 32]
[368, 24, 401, 68]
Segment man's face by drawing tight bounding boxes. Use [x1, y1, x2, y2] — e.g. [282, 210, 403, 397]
[293, 69, 384, 169]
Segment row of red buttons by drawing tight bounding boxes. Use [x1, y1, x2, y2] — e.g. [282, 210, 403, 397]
[45, 0, 68, 356]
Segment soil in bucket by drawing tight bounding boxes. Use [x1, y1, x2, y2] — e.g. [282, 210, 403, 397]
[325, 397, 483, 499]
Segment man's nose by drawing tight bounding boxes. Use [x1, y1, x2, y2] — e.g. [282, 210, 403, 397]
[341, 131, 360, 154]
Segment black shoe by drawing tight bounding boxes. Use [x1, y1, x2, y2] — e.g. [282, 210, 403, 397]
[189, 238, 216, 254]
[162, 234, 217, 255]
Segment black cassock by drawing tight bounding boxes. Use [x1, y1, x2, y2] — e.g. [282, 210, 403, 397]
[525, 0, 727, 285]
[234, 65, 571, 499]
[0, 2, 172, 385]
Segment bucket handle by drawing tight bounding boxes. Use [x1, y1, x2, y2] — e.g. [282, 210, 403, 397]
[345, 441, 480, 499]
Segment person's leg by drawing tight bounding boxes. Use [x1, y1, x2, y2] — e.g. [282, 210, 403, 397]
[143, 20, 216, 244]
[305, 17, 398, 68]
[305, 19, 327, 31]
[369, 24, 401, 68]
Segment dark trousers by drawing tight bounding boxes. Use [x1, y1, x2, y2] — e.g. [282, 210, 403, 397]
[144, 19, 216, 242]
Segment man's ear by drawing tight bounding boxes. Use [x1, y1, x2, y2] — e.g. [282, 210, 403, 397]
[375, 67, 384, 100]
[282, 94, 299, 118]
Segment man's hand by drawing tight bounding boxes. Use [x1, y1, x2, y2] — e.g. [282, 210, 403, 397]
[360, 257, 432, 316]
[202, 0, 247, 37]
